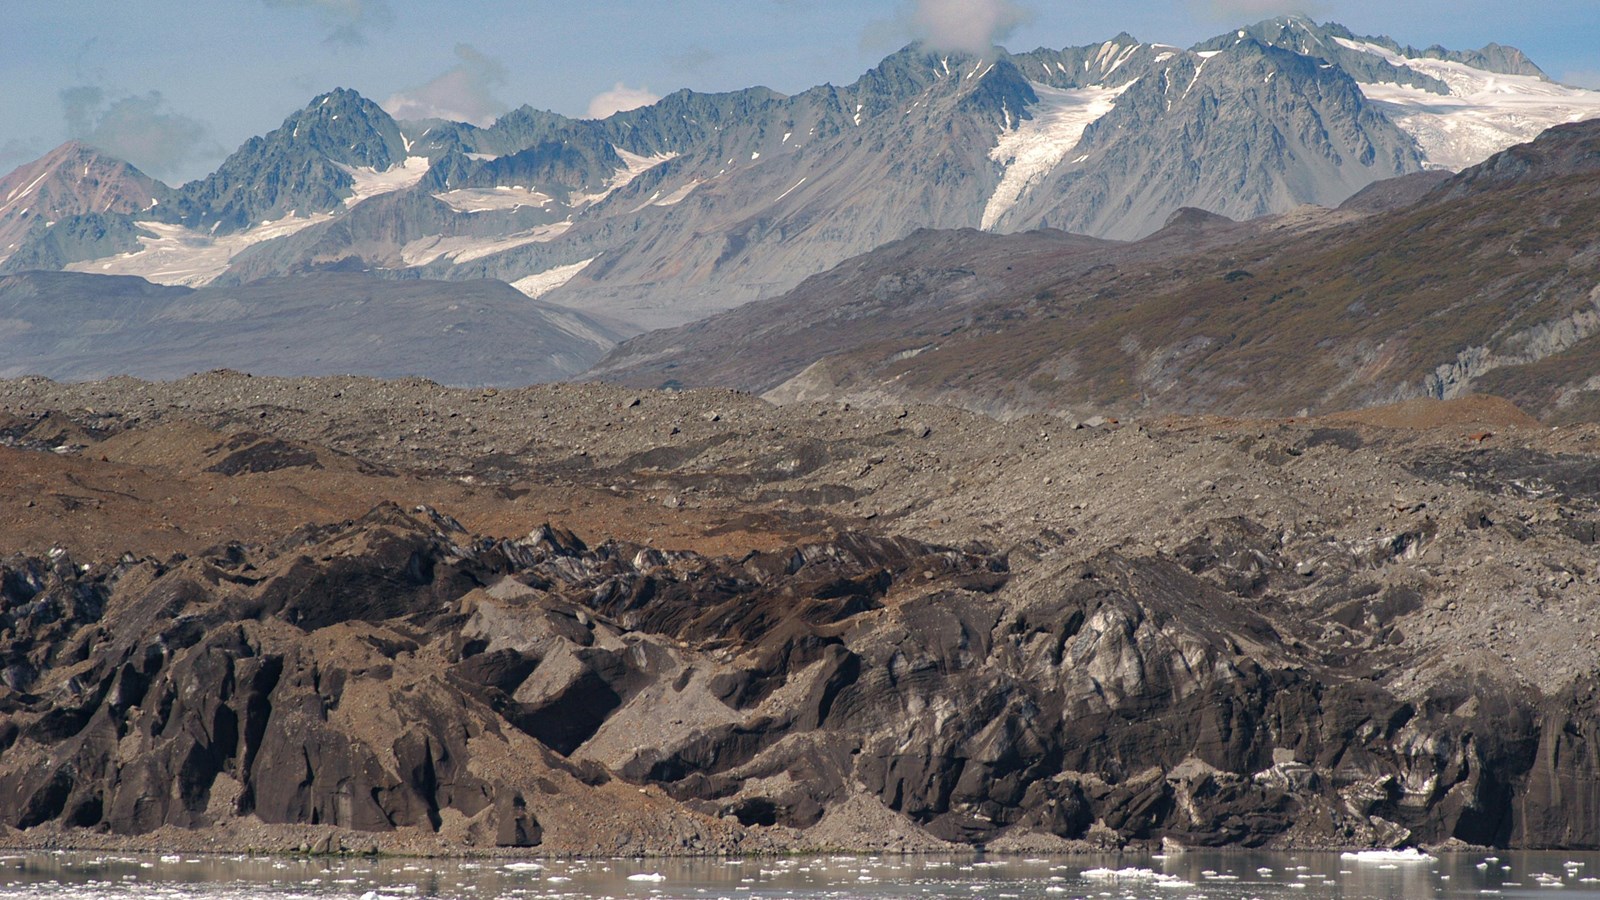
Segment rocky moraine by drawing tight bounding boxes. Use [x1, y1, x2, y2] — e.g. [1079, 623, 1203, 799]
[0, 374, 1597, 855]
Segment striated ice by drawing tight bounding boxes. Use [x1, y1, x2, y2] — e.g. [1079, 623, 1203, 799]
[981, 81, 1132, 230]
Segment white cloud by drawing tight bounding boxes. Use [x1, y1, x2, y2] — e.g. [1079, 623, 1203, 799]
[586, 83, 661, 120]
[909, 0, 1032, 56]
[60, 86, 218, 182]
[260, 0, 393, 45]
[384, 44, 509, 126]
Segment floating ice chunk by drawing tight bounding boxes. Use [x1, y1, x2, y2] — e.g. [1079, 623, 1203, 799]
[1340, 848, 1436, 863]
[1082, 866, 1191, 887]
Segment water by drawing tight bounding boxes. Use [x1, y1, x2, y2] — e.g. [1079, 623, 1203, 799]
[2, 849, 1598, 899]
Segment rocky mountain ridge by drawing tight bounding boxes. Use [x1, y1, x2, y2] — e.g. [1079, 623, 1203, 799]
[0, 142, 174, 274]
[593, 118, 1600, 424]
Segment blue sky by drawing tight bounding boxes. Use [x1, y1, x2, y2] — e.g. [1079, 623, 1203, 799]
[4, 0, 1597, 184]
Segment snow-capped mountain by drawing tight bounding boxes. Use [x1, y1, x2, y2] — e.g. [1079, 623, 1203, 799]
[5, 17, 1598, 335]
[0, 142, 173, 272]
[1203, 17, 1600, 171]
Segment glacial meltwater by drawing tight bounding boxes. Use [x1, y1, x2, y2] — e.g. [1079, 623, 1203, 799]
[3, 849, 1600, 899]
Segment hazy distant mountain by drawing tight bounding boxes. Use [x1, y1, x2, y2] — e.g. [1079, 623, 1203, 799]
[3, 16, 1598, 338]
[0, 271, 625, 384]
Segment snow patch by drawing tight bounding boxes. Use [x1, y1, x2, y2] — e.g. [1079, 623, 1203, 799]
[773, 177, 807, 203]
[634, 179, 703, 210]
[0, 169, 53, 216]
[1184, 56, 1213, 98]
[401, 222, 572, 266]
[64, 214, 331, 286]
[1103, 44, 1141, 79]
[571, 147, 676, 209]
[433, 186, 553, 213]
[1336, 38, 1600, 170]
[510, 257, 594, 299]
[341, 156, 431, 207]
[982, 81, 1132, 230]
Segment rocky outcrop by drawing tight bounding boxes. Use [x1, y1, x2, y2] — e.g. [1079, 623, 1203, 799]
[4, 497, 1597, 850]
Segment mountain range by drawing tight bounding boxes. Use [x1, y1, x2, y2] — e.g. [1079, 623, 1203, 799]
[1, 16, 1599, 406]
[4, 17, 1598, 342]
[595, 117, 1600, 423]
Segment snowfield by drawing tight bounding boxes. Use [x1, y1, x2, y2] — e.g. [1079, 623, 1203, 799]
[571, 148, 677, 209]
[982, 82, 1133, 230]
[432, 186, 554, 213]
[510, 257, 595, 299]
[64, 214, 331, 287]
[1337, 38, 1600, 171]
[341, 156, 431, 207]
[400, 222, 573, 267]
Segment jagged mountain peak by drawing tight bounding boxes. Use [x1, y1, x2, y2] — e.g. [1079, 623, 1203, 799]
[1199, 17, 1546, 90]
[173, 87, 412, 233]
[269, 87, 407, 170]
[1334, 28, 1547, 79]
[7, 18, 1594, 335]
[851, 43, 990, 103]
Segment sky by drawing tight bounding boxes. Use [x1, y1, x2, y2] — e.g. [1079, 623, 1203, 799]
[4, 0, 1598, 184]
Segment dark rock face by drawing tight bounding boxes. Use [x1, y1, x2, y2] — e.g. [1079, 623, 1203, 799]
[175, 88, 407, 234]
[1, 502, 1597, 849]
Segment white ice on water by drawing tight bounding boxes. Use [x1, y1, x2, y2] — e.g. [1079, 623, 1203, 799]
[1081, 866, 1195, 888]
[1340, 848, 1437, 863]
